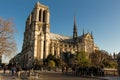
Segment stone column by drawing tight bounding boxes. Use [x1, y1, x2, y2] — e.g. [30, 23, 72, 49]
[47, 10, 50, 24]
[37, 37, 40, 59]
[57, 44, 60, 57]
[44, 23, 50, 58]
[35, 8, 40, 21]
[41, 9, 43, 22]
[40, 34, 44, 59]
[34, 35, 38, 59]
[51, 42, 54, 55]
[45, 39, 49, 58]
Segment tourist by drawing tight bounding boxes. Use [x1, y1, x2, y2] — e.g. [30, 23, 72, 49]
[16, 64, 22, 77]
[11, 66, 16, 76]
[3, 65, 7, 74]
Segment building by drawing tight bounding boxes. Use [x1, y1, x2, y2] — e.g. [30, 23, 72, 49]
[10, 2, 99, 68]
[9, 53, 21, 65]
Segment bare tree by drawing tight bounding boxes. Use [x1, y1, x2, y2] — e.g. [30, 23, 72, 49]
[0, 17, 17, 58]
[90, 50, 111, 67]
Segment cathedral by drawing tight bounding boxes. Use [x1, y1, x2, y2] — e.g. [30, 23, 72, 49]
[10, 2, 99, 68]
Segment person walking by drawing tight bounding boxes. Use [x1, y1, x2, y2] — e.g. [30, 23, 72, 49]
[11, 66, 16, 76]
[3, 65, 7, 74]
[16, 64, 22, 77]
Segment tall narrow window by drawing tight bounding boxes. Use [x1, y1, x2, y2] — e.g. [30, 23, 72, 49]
[39, 9, 42, 21]
[43, 10, 47, 22]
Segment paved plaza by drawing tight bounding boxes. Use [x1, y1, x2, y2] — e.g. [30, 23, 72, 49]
[0, 70, 106, 80]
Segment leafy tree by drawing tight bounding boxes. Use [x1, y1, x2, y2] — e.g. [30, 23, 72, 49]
[0, 17, 17, 58]
[48, 60, 55, 68]
[106, 61, 117, 68]
[57, 58, 67, 68]
[54, 58, 63, 67]
[61, 52, 69, 66]
[44, 54, 57, 66]
[61, 52, 74, 67]
[72, 51, 90, 67]
[46, 54, 56, 61]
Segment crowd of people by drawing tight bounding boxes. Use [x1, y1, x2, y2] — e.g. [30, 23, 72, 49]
[2, 63, 22, 77]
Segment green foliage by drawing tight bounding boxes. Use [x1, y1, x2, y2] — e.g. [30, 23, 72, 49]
[103, 61, 118, 68]
[44, 50, 117, 69]
[58, 58, 67, 67]
[72, 51, 90, 67]
[48, 60, 55, 68]
[46, 54, 56, 61]
[44, 54, 62, 67]
[60, 51, 90, 68]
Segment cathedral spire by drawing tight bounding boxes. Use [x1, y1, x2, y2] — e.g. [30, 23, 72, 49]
[73, 16, 78, 40]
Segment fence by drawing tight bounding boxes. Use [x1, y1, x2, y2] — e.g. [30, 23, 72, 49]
[63, 68, 119, 77]
[104, 68, 118, 76]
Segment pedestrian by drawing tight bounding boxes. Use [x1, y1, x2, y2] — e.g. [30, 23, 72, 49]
[11, 66, 16, 76]
[26, 64, 30, 76]
[3, 65, 7, 74]
[16, 64, 22, 77]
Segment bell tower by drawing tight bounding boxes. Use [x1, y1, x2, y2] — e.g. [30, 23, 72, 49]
[32, 1, 50, 60]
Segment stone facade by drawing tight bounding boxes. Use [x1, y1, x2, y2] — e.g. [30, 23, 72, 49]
[10, 2, 99, 68]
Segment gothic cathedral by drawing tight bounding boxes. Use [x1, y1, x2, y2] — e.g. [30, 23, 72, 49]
[10, 2, 99, 67]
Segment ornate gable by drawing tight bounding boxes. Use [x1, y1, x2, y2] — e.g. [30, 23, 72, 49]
[84, 33, 93, 40]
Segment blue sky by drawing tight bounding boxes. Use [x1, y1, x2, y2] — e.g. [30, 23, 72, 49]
[0, 0, 120, 62]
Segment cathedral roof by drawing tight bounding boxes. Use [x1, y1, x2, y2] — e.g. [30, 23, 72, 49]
[50, 32, 94, 43]
[50, 33, 77, 43]
[50, 33, 71, 41]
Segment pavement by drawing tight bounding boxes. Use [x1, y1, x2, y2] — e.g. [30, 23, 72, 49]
[0, 70, 28, 80]
[0, 70, 106, 80]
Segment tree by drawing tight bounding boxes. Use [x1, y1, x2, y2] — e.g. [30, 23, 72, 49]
[72, 51, 90, 67]
[89, 50, 114, 68]
[34, 58, 43, 68]
[44, 54, 56, 66]
[61, 52, 74, 67]
[48, 60, 55, 68]
[0, 17, 17, 58]
[57, 58, 66, 68]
